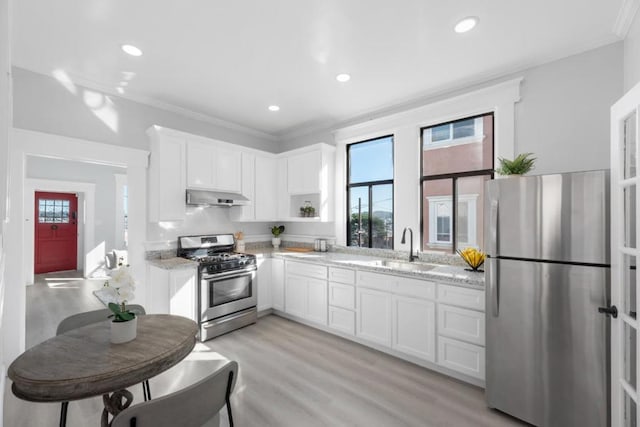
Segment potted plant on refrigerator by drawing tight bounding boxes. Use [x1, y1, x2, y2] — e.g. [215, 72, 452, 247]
[270, 225, 285, 249]
[495, 152, 536, 176]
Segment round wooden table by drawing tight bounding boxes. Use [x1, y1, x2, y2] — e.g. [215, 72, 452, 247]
[8, 314, 198, 425]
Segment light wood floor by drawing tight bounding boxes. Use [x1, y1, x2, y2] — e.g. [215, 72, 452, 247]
[5, 271, 527, 426]
[25, 270, 106, 348]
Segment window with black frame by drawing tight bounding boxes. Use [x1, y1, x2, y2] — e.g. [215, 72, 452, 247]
[421, 113, 494, 253]
[347, 136, 394, 249]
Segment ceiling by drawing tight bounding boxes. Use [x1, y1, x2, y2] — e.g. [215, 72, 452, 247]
[12, 1, 626, 139]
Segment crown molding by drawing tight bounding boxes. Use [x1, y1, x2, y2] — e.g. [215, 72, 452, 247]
[614, 0, 640, 38]
[14, 65, 279, 143]
[280, 36, 619, 143]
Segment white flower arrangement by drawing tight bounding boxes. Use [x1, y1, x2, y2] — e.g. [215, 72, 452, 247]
[103, 261, 137, 321]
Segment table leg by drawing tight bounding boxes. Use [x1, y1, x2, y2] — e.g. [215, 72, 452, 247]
[101, 389, 133, 427]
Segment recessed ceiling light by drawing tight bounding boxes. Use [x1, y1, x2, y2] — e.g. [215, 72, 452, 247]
[121, 44, 143, 57]
[116, 87, 125, 94]
[336, 73, 351, 83]
[454, 17, 478, 33]
[119, 81, 129, 87]
[268, 105, 280, 112]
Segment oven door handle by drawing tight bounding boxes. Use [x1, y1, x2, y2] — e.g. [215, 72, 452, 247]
[201, 267, 256, 281]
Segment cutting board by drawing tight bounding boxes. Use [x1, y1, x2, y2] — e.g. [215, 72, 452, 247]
[284, 247, 314, 253]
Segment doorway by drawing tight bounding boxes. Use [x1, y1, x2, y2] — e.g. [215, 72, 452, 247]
[34, 191, 78, 274]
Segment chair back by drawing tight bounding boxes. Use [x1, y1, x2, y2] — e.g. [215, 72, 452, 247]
[110, 360, 238, 427]
[56, 305, 147, 335]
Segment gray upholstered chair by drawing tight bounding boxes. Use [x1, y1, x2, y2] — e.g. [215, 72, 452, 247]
[110, 360, 238, 427]
[56, 305, 149, 427]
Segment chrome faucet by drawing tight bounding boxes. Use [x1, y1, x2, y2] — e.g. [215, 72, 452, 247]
[401, 227, 418, 262]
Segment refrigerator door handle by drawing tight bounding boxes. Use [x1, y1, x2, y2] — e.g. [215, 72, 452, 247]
[489, 259, 499, 317]
[489, 199, 499, 256]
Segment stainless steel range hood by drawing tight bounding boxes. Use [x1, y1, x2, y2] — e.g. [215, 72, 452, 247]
[185, 189, 250, 207]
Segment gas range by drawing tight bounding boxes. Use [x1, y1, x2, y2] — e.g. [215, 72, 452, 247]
[185, 252, 257, 275]
[177, 234, 256, 271]
[177, 233, 258, 341]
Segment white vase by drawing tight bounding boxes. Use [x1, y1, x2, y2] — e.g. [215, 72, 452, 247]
[236, 240, 245, 252]
[110, 316, 137, 344]
[272, 237, 281, 249]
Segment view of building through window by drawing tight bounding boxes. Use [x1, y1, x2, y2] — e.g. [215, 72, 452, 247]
[421, 113, 494, 252]
[347, 136, 394, 249]
[38, 199, 70, 223]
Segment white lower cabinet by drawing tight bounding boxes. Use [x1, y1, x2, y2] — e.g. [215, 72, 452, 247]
[284, 261, 328, 326]
[356, 287, 392, 346]
[438, 336, 485, 380]
[435, 285, 485, 380]
[274, 256, 486, 385]
[169, 268, 198, 320]
[257, 257, 272, 312]
[437, 303, 485, 346]
[271, 258, 285, 311]
[328, 282, 355, 309]
[306, 278, 328, 325]
[285, 275, 307, 318]
[328, 306, 355, 335]
[392, 295, 436, 362]
[147, 264, 197, 320]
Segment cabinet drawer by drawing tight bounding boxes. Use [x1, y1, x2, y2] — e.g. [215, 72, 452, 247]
[357, 271, 395, 292]
[328, 267, 355, 285]
[396, 277, 435, 300]
[438, 336, 485, 380]
[286, 261, 327, 280]
[438, 304, 485, 345]
[329, 282, 355, 310]
[438, 284, 485, 311]
[328, 306, 355, 336]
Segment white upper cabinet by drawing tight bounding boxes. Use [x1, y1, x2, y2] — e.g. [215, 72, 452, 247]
[147, 127, 186, 222]
[186, 139, 214, 188]
[148, 126, 336, 223]
[281, 144, 335, 221]
[287, 150, 321, 194]
[254, 155, 278, 221]
[215, 146, 242, 193]
[186, 137, 242, 193]
[233, 152, 255, 221]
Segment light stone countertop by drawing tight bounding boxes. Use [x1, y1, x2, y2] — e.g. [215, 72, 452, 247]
[147, 257, 198, 270]
[246, 248, 484, 289]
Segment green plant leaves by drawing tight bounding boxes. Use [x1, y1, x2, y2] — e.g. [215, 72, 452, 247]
[108, 302, 136, 322]
[270, 225, 285, 236]
[496, 153, 536, 175]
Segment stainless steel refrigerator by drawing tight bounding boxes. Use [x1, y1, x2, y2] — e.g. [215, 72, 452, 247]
[485, 170, 610, 427]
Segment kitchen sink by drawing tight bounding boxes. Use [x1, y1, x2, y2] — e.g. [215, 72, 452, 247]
[376, 260, 437, 272]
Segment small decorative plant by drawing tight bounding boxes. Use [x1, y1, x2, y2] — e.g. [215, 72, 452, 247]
[495, 153, 536, 176]
[270, 225, 285, 237]
[103, 261, 137, 322]
[299, 205, 316, 217]
[457, 247, 486, 272]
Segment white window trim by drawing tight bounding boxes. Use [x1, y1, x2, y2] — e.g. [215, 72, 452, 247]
[423, 117, 484, 150]
[333, 77, 520, 247]
[426, 194, 478, 247]
[114, 174, 128, 250]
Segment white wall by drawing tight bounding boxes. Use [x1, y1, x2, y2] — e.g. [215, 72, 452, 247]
[26, 157, 125, 254]
[515, 42, 623, 174]
[283, 43, 623, 176]
[147, 207, 235, 245]
[12, 67, 278, 153]
[0, 0, 10, 423]
[625, 10, 640, 91]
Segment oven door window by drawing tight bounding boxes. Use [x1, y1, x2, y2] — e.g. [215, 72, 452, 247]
[209, 274, 252, 307]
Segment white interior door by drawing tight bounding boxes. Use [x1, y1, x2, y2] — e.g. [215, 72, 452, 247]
[612, 81, 640, 427]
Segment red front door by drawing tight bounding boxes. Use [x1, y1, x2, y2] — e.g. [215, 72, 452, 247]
[34, 191, 78, 274]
